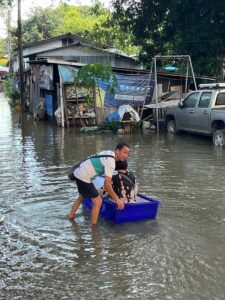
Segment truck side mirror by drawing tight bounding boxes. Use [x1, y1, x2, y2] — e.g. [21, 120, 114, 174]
[178, 101, 184, 108]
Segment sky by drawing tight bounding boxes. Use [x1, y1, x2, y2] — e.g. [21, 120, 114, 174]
[0, 0, 111, 38]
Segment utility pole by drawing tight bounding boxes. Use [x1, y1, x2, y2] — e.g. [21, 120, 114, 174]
[18, 0, 24, 107]
[7, 7, 11, 62]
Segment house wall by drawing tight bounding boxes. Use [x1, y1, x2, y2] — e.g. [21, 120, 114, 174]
[113, 56, 140, 70]
[23, 40, 63, 57]
[36, 45, 107, 58]
[35, 44, 140, 70]
[23, 36, 95, 57]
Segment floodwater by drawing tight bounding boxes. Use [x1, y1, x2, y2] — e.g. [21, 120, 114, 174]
[0, 92, 225, 300]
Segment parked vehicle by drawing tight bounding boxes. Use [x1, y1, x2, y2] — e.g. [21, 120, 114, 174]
[165, 83, 225, 146]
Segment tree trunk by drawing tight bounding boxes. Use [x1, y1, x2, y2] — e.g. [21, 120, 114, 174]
[96, 79, 104, 123]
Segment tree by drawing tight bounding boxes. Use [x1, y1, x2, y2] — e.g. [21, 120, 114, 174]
[112, 0, 225, 77]
[74, 63, 117, 124]
[22, 7, 62, 43]
[53, 3, 101, 37]
[87, 3, 139, 55]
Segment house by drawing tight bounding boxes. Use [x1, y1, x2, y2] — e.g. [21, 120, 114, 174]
[24, 58, 150, 127]
[13, 33, 141, 72]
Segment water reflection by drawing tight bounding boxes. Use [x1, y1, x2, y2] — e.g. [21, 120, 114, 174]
[0, 93, 225, 299]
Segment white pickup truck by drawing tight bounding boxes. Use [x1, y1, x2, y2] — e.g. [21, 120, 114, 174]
[165, 83, 225, 146]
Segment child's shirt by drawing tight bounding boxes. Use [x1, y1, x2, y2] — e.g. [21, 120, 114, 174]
[112, 170, 138, 203]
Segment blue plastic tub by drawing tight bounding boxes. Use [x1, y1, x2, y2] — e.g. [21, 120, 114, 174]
[82, 193, 160, 224]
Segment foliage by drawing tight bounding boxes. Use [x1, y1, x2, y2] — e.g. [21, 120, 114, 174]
[3, 76, 20, 105]
[0, 38, 7, 58]
[22, 7, 62, 43]
[97, 120, 122, 133]
[86, 1, 139, 55]
[53, 4, 100, 37]
[112, 0, 225, 77]
[0, 0, 13, 5]
[74, 63, 117, 92]
[19, 4, 113, 44]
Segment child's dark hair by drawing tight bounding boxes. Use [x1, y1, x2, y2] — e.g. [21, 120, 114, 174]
[115, 142, 130, 150]
[115, 160, 128, 170]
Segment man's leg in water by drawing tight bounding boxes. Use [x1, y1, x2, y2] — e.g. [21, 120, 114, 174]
[69, 194, 84, 220]
[91, 195, 102, 225]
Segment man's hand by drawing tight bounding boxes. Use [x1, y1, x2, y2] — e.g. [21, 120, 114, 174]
[116, 199, 124, 210]
[104, 176, 124, 210]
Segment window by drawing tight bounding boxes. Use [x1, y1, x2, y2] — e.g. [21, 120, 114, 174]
[62, 38, 74, 46]
[183, 92, 200, 108]
[198, 92, 212, 108]
[216, 93, 225, 105]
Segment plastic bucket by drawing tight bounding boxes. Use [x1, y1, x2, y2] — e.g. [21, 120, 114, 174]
[107, 111, 120, 122]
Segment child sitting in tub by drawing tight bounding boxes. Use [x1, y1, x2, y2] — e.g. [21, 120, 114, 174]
[98, 160, 138, 203]
[111, 160, 138, 203]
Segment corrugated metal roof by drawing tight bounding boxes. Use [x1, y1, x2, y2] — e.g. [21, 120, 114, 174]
[27, 58, 216, 81]
[28, 58, 85, 67]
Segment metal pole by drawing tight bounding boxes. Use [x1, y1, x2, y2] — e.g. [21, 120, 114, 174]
[188, 56, 197, 90]
[185, 59, 189, 94]
[154, 56, 159, 132]
[139, 62, 153, 122]
[18, 0, 24, 107]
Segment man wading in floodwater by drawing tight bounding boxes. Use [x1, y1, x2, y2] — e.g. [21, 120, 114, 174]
[69, 143, 130, 225]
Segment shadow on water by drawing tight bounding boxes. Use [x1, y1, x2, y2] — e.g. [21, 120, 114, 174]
[0, 93, 225, 299]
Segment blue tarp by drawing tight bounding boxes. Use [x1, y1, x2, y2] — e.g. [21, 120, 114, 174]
[58, 65, 155, 107]
[58, 65, 78, 82]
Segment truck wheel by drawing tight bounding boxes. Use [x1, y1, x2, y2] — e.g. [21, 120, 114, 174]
[213, 129, 225, 146]
[166, 119, 177, 133]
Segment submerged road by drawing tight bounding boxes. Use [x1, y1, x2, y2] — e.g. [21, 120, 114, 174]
[0, 93, 225, 299]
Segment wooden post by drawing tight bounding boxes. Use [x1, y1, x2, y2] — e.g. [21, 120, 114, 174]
[74, 84, 84, 127]
[59, 77, 65, 127]
[18, 0, 24, 108]
[62, 84, 70, 128]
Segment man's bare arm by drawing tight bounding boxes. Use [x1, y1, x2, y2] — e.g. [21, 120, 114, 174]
[104, 176, 124, 210]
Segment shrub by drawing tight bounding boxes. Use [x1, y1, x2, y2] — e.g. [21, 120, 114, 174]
[3, 77, 20, 106]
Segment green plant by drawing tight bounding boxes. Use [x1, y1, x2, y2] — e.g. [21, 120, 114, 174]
[108, 120, 121, 133]
[74, 63, 117, 125]
[3, 77, 20, 106]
